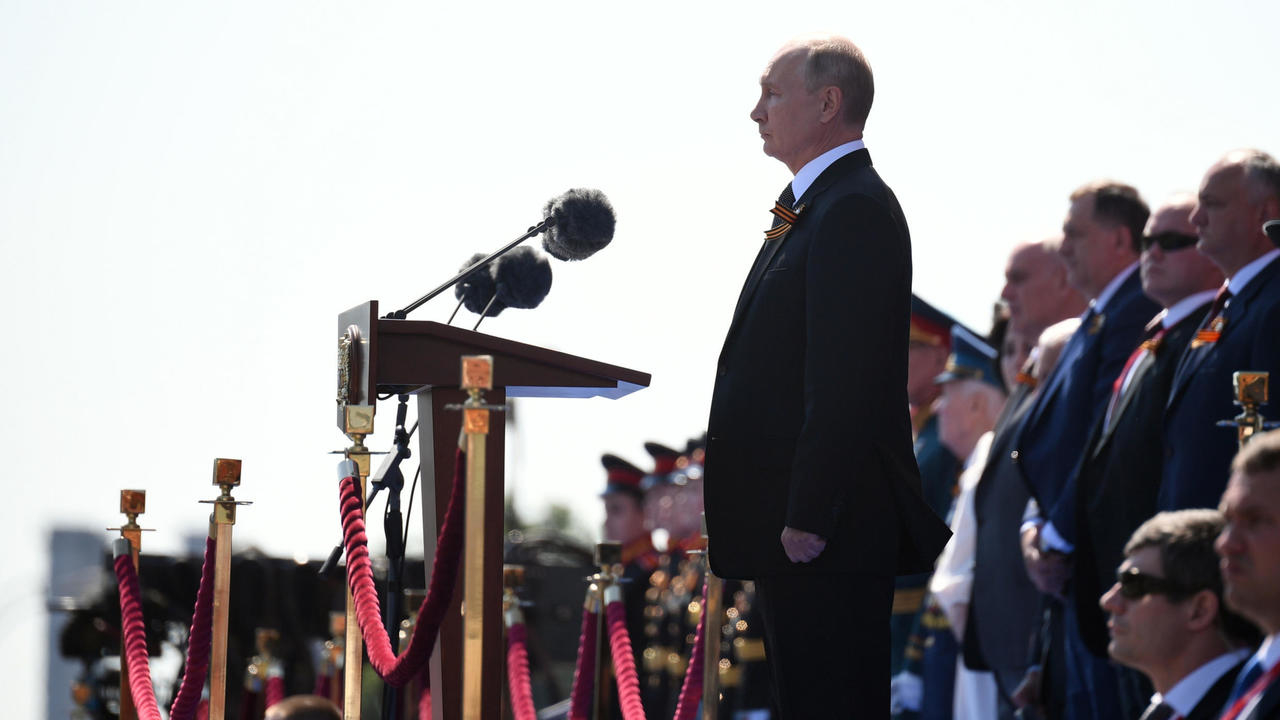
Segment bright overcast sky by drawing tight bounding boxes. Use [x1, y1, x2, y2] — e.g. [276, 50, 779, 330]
[3, 1, 1279, 714]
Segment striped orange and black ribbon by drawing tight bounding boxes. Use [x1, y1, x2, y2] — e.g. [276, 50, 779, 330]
[764, 202, 800, 240]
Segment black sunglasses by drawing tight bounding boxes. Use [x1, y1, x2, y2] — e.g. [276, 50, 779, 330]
[1116, 567, 1193, 600]
[1140, 231, 1199, 253]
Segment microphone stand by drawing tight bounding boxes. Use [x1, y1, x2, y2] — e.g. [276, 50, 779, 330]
[388, 221, 548, 319]
[366, 395, 414, 720]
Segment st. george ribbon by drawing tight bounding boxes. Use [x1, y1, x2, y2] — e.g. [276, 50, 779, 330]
[387, 188, 615, 320]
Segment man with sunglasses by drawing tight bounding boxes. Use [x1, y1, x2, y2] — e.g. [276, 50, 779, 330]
[1100, 509, 1258, 720]
[1215, 430, 1280, 719]
[1063, 196, 1224, 713]
[1162, 150, 1280, 513]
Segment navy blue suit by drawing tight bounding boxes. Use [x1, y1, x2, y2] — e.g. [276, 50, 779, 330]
[1162, 254, 1280, 511]
[1016, 268, 1160, 540]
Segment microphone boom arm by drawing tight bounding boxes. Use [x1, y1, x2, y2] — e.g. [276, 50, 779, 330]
[389, 220, 549, 319]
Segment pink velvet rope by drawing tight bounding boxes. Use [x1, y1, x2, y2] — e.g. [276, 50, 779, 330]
[169, 536, 218, 720]
[671, 577, 709, 720]
[417, 665, 432, 720]
[505, 623, 537, 720]
[265, 675, 285, 709]
[567, 604, 598, 720]
[339, 448, 467, 687]
[604, 599, 646, 720]
[113, 553, 164, 720]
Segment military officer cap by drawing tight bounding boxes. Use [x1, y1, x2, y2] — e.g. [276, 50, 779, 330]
[1265, 219, 1280, 246]
[601, 453, 646, 500]
[642, 441, 682, 490]
[934, 325, 1002, 390]
[911, 294, 960, 348]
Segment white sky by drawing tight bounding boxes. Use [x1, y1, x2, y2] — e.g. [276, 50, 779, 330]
[3, 1, 1279, 715]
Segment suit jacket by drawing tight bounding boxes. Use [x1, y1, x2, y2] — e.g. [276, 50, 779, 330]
[1162, 255, 1280, 512]
[704, 148, 951, 579]
[1017, 268, 1160, 543]
[1072, 303, 1210, 658]
[1182, 658, 1246, 720]
[1238, 675, 1280, 720]
[964, 381, 1042, 698]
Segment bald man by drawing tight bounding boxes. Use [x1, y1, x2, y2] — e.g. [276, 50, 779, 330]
[1001, 238, 1087, 339]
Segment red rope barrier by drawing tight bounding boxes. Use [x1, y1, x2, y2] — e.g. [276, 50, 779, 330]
[265, 675, 285, 709]
[338, 448, 467, 687]
[417, 664, 432, 720]
[505, 623, 537, 720]
[604, 597, 646, 720]
[567, 602, 598, 720]
[113, 550, 163, 720]
[671, 579, 708, 720]
[169, 536, 217, 720]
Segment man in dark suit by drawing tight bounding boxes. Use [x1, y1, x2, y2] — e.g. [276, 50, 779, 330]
[1098, 510, 1258, 720]
[1017, 181, 1161, 720]
[703, 35, 950, 718]
[1215, 430, 1280, 719]
[1162, 150, 1280, 513]
[1067, 196, 1223, 714]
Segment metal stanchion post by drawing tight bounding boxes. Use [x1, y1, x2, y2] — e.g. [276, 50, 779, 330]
[1217, 371, 1277, 447]
[107, 490, 152, 720]
[338, 405, 375, 720]
[203, 458, 250, 720]
[698, 514, 722, 720]
[590, 542, 621, 720]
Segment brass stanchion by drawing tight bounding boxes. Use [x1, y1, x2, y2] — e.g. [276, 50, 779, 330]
[590, 542, 621, 720]
[202, 458, 250, 720]
[107, 490, 152, 720]
[338, 405, 375, 720]
[503, 566, 526, 629]
[456, 355, 504, 720]
[1217, 371, 1277, 447]
[698, 516, 723, 720]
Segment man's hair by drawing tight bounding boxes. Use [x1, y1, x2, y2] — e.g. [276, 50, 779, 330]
[1125, 509, 1260, 647]
[1233, 427, 1280, 476]
[800, 37, 874, 129]
[1070, 180, 1150, 253]
[1231, 149, 1280, 208]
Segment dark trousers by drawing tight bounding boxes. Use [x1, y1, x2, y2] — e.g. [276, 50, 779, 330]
[755, 572, 893, 719]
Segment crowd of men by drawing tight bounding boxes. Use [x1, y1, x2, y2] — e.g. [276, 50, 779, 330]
[885, 149, 1280, 720]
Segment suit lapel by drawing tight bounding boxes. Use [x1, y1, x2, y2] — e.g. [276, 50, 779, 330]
[724, 149, 873, 341]
[1169, 256, 1280, 410]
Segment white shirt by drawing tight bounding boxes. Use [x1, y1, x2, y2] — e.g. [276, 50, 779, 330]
[787, 139, 867, 205]
[929, 432, 993, 630]
[1107, 288, 1218, 414]
[1227, 248, 1280, 297]
[1092, 261, 1141, 312]
[1152, 648, 1251, 717]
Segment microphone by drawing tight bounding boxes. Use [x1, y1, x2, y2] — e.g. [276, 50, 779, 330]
[541, 188, 616, 261]
[454, 252, 509, 317]
[392, 188, 615, 319]
[493, 246, 553, 309]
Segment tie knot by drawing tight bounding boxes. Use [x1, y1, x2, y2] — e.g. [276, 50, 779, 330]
[778, 183, 795, 208]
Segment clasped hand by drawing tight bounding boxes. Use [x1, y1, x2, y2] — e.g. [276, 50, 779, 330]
[781, 526, 826, 563]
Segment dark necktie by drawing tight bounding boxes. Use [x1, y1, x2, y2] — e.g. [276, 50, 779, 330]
[764, 183, 797, 240]
[1138, 701, 1178, 720]
[1225, 656, 1265, 707]
[1191, 284, 1233, 348]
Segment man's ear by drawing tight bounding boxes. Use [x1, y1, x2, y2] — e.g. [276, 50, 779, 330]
[1185, 589, 1219, 633]
[819, 86, 843, 124]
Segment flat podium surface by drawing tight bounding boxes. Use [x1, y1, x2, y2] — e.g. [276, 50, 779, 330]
[336, 301, 650, 720]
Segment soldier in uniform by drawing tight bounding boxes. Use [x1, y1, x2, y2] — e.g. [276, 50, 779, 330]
[891, 295, 967, 680]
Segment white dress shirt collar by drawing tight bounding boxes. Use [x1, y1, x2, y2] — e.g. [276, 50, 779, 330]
[1255, 633, 1280, 672]
[1228, 248, 1280, 296]
[1154, 648, 1251, 717]
[788, 139, 866, 206]
[1089, 262, 1140, 312]
[1159, 289, 1219, 329]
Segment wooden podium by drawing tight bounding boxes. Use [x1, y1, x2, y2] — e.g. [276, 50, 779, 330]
[336, 301, 650, 720]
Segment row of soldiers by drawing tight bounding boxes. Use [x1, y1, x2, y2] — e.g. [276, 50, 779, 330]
[598, 439, 772, 719]
[891, 149, 1280, 719]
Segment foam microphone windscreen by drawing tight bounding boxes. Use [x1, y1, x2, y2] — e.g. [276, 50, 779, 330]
[493, 246, 553, 309]
[454, 252, 508, 316]
[541, 188, 616, 261]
